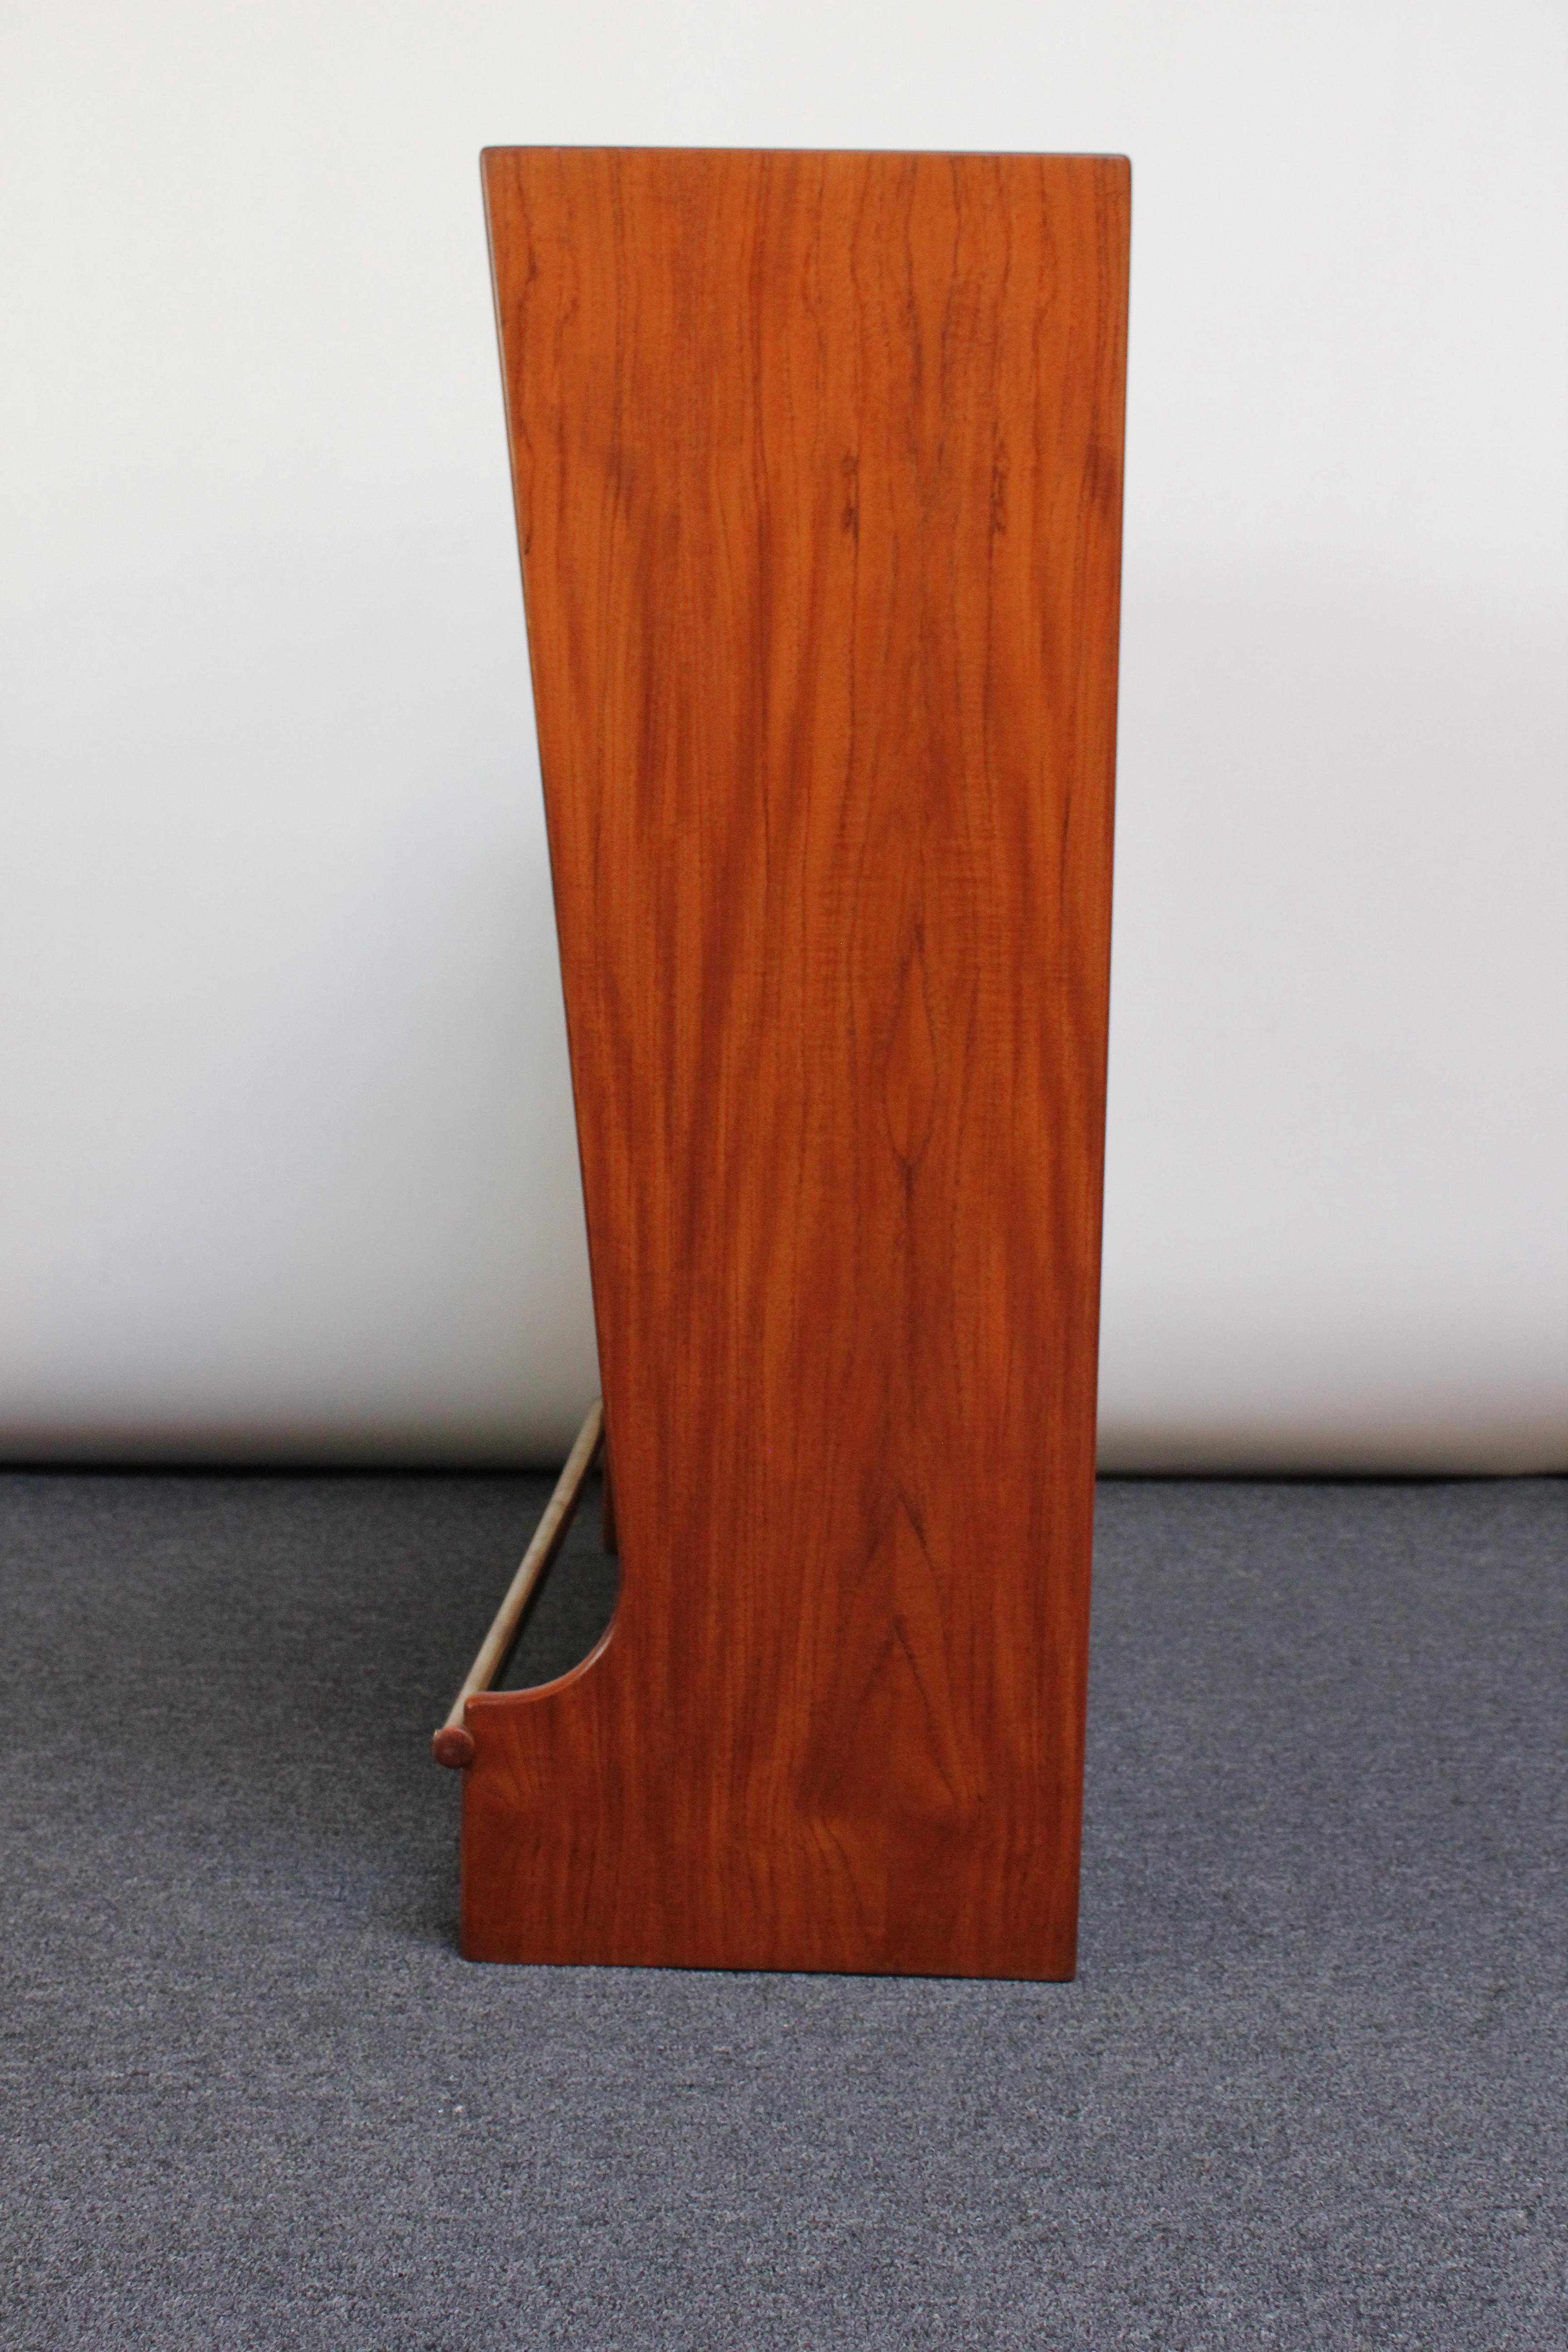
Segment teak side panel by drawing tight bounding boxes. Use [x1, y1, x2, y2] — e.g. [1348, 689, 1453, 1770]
[473, 149, 1129, 1977]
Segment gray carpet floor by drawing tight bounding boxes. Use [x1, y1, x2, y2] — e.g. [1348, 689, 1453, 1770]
[1, 1471, 1563, 2349]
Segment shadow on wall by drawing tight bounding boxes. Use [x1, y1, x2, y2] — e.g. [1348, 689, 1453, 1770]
[0, 520, 597, 1463]
[1099, 551, 1567, 1472]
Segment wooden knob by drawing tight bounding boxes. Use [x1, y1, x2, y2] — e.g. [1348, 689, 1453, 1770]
[431, 1726, 475, 1770]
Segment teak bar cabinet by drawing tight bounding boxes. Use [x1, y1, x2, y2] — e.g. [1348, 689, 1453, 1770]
[435, 148, 1131, 1981]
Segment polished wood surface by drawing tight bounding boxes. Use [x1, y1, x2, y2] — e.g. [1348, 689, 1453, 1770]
[470, 147, 1129, 1976]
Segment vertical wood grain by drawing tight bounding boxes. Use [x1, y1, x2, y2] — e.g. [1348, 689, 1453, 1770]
[468, 149, 1129, 1977]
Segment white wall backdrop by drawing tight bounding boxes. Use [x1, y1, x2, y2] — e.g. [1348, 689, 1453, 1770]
[1, 1, 1563, 1469]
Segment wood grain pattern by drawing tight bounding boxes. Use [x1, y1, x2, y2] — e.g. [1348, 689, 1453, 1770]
[469, 148, 1129, 1977]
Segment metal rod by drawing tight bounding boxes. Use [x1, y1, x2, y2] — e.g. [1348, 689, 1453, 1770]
[432, 1398, 603, 1765]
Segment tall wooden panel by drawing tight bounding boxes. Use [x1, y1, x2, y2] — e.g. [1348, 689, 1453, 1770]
[467, 148, 1129, 1977]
